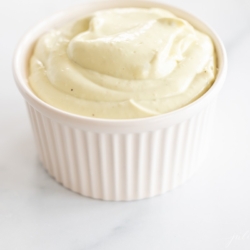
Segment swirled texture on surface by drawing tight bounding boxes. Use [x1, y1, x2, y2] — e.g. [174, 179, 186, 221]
[29, 8, 217, 119]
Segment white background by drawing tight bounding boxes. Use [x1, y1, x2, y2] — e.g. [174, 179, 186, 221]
[1, 0, 250, 249]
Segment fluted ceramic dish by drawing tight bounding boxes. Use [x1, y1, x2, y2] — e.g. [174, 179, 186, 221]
[13, 0, 227, 201]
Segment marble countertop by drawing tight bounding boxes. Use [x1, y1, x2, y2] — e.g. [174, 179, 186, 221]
[1, 0, 250, 249]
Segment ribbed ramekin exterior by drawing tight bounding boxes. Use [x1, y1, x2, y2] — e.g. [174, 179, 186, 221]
[13, 1, 226, 201]
[26, 100, 217, 201]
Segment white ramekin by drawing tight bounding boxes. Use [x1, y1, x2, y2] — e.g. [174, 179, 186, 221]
[13, 0, 227, 201]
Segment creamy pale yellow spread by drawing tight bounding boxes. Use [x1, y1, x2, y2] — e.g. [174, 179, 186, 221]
[29, 8, 216, 119]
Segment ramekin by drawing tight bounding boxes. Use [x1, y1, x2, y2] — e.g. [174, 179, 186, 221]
[13, 0, 227, 201]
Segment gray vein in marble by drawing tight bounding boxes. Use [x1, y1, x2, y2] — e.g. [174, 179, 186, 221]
[80, 219, 130, 250]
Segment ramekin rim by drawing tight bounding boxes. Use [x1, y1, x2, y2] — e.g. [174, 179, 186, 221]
[13, 0, 227, 126]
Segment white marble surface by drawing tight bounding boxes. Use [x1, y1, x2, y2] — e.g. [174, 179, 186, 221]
[1, 0, 250, 249]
